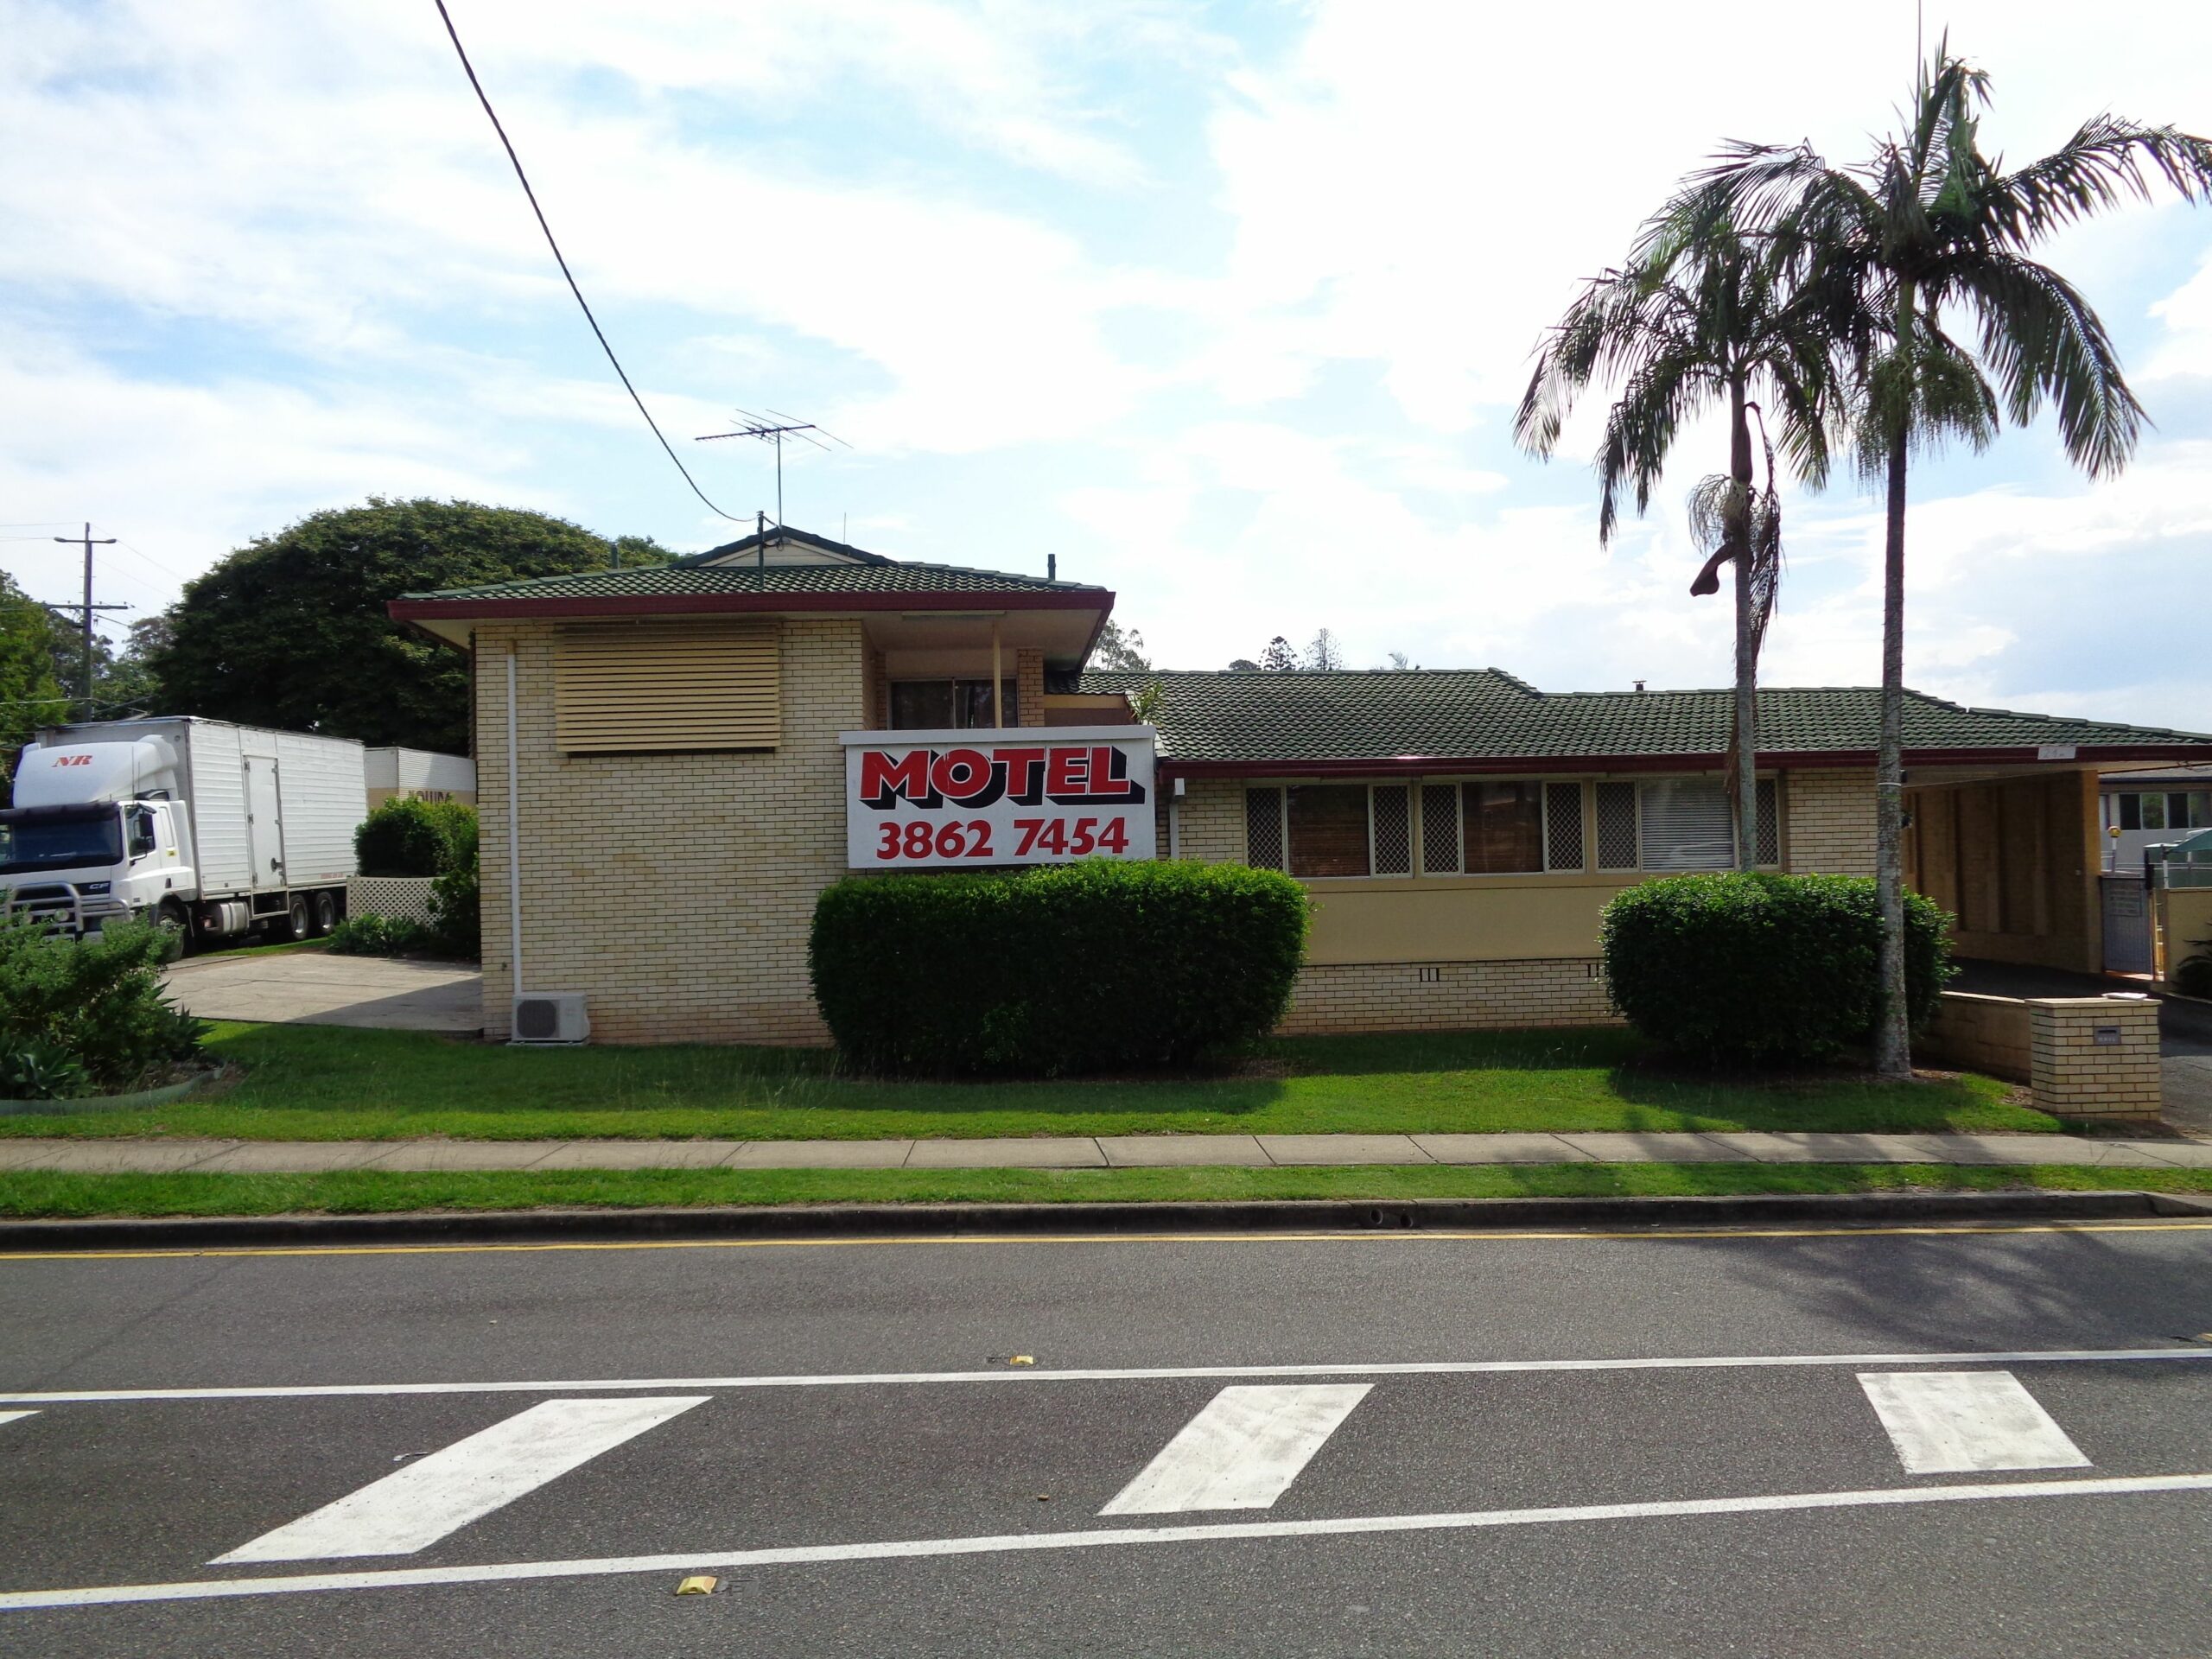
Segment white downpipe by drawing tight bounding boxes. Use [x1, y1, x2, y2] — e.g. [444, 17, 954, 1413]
[505, 647, 523, 1006]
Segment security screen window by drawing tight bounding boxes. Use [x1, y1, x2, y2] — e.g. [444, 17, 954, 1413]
[889, 679, 1019, 730]
[1287, 785, 1371, 878]
[1462, 782, 1545, 874]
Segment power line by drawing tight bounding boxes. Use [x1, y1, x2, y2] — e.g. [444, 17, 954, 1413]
[431, 0, 747, 525]
[91, 525, 193, 585]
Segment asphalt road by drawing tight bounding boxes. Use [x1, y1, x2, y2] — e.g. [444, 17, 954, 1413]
[4, 1219, 2212, 1656]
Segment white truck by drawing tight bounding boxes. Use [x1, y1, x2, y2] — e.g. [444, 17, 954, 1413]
[2, 716, 365, 949]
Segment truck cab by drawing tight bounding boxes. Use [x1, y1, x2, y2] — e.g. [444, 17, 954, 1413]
[2, 740, 194, 939]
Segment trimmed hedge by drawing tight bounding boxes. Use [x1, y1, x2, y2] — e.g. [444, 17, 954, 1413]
[354, 798, 476, 878]
[1600, 872, 1954, 1067]
[810, 861, 1309, 1075]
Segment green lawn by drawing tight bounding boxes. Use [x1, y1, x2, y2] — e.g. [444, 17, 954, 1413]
[0, 1161, 2203, 1220]
[0, 1021, 2057, 1142]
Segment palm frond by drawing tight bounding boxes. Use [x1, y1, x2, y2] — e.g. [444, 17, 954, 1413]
[1988, 118, 2212, 246]
[1955, 256, 2145, 475]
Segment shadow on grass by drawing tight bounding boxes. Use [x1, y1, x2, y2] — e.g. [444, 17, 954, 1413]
[0, 1020, 2051, 1141]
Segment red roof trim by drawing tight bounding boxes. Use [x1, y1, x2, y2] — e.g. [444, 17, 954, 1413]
[1159, 744, 2212, 779]
[389, 590, 1112, 622]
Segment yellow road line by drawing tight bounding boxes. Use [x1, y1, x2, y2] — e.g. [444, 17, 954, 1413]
[3, 1217, 2210, 1262]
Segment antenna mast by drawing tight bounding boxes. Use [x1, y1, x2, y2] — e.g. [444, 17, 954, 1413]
[694, 408, 850, 527]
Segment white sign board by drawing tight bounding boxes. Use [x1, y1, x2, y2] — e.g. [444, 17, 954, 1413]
[842, 725, 1157, 869]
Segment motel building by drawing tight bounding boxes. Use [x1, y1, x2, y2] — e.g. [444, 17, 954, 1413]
[390, 526, 2212, 1046]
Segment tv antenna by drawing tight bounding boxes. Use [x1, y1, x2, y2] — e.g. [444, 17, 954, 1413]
[694, 408, 850, 526]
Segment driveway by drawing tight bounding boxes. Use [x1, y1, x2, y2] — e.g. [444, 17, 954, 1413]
[1954, 957, 2212, 1139]
[164, 950, 482, 1033]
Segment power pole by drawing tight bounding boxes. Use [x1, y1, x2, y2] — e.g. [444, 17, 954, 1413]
[49, 522, 124, 709]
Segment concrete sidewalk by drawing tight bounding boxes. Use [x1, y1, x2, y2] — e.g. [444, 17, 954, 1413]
[6, 1129, 2212, 1174]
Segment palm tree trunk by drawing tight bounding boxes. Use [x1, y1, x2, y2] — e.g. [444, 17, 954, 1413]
[1730, 378, 1757, 871]
[1872, 417, 1912, 1080]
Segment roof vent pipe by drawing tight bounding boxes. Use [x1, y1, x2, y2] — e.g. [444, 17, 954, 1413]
[1634, 679, 1645, 693]
[1048, 553, 1058, 581]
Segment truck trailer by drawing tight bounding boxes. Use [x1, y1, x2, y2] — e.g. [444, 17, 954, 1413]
[2, 716, 365, 948]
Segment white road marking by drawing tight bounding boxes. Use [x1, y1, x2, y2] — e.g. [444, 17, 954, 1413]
[1859, 1371, 2092, 1475]
[1101, 1384, 1370, 1515]
[6, 1472, 2209, 1612]
[211, 1396, 707, 1564]
[5, 1345, 2210, 1404]
[0, 1411, 35, 1427]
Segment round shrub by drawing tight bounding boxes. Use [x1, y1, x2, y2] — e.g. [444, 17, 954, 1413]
[1600, 872, 1954, 1066]
[810, 860, 1309, 1076]
[355, 799, 451, 876]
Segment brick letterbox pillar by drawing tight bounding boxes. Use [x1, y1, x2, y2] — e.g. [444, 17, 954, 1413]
[2025, 996, 2163, 1121]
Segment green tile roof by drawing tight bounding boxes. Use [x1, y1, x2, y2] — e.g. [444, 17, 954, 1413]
[404, 561, 1105, 603]
[1077, 669, 2212, 762]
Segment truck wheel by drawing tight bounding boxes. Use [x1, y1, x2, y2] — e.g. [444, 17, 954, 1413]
[285, 894, 313, 942]
[312, 890, 340, 937]
[156, 899, 194, 958]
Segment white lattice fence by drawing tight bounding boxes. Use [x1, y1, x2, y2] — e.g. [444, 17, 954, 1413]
[346, 875, 437, 927]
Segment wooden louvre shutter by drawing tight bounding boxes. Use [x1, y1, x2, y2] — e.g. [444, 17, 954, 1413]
[554, 620, 780, 753]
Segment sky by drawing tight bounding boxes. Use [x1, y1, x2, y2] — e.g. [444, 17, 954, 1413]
[3, 0, 2209, 732]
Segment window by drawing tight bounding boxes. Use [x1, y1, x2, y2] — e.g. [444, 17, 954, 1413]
[1595, 781, 1637, 870]
[1631, 777, 1779, 870]
[1545, 782, 1585, 872]
[1371, 785, 1412, 875]
[2117, 792, 2142, 831]
[1287, 785, 1370, 878]
[1638, 778, 1734, 870]
[126, 806, 156, 860]
[1245, 787, 1284, 869]
[1464, 782, 1545, 874]
[1420, 783, 1460, 874]
[889, 678, 1018, 730]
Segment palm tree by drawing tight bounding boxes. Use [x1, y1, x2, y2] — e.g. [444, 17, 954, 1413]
[1671, 44, 2212, 1077]
[1517, 220, 1835, 869]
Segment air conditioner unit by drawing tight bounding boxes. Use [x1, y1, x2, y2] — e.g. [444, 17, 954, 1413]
[511, 992, 589, 1046]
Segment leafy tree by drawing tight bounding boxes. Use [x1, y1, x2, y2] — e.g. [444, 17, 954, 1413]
[148, 498, 671, 753]
[0, 571, 69, 789]
[1258, 636, 1300, 672]
[1680, 43, 2212, 1076]
[1092, 619, 1152, 671]
[1518, 212, 1836, 874]
[1305, 628, 1344, 671]
[1226, 658, 1261, 671]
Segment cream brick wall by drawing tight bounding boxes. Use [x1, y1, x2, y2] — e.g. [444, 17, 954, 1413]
[1920, 991, 2031, 1083]
[476, 616, 862, 1045]
[1015, 649, 1046, 729]
[2027, 996, 2161, 1119]
[1784, 767, 1878, 876]
[1173, 777, 1246, 862]
[1282, 958, 1620, 1033]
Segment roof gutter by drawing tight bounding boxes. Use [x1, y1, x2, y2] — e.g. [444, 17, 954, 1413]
[1155, 744, 2212, 779]
[387, 589, 1112, 624]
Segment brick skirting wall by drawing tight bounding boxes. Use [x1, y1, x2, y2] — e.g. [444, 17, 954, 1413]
[1280, 958, 1620, 1034]
[2028, 995, 2162, 1119]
